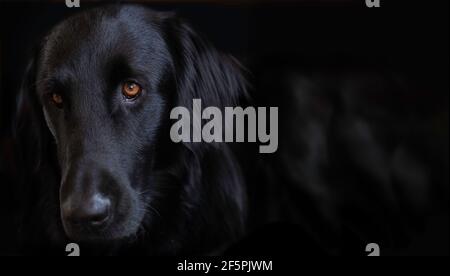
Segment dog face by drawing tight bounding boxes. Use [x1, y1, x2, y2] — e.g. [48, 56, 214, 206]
[31, 6, 176, 242]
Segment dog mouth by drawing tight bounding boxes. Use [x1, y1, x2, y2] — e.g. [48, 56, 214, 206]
[62, 217, 114, 242]
[62, 220, 139, 243]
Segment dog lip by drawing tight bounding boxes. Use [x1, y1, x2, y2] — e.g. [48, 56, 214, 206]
[89, 213, 112, 228]
[63, 214, 114, 241]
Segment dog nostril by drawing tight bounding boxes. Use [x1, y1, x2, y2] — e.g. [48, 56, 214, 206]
[84, 195, 111, 226]
[65, 194, 111, 227]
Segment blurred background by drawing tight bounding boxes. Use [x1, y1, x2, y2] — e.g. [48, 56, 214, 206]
[0, 0, 448, 255]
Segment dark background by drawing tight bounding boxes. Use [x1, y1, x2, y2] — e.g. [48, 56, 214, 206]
[0, 0, 448, 255]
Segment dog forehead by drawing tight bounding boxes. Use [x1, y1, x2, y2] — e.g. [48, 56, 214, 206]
[40, 6, 165, 72]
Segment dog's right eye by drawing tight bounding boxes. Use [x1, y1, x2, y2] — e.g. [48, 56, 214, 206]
[50, 92, 63, 108]
[122, 81, 142, 100]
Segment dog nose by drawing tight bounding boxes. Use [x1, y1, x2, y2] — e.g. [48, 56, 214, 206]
[63, 194, 111, 227]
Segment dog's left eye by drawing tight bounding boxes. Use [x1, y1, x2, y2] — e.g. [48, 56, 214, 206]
[122, 81, 142, 99]
[50, 92, 63, 108]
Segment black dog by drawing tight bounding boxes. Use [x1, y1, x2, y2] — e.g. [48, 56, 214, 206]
[16, 4, 249, 255]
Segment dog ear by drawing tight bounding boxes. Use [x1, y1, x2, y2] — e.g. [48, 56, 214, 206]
[166, 16, 249, 110]
[14, 50, 52, 173]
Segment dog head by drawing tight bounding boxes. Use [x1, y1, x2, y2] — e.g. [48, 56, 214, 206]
[16, 4, 246, 243]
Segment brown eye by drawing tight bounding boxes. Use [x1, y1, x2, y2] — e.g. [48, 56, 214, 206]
[122, 81, 142, 99]
[51, 93, 63, 107]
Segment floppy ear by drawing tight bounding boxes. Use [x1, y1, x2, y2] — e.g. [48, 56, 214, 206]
[166, 16, 249, 110]
[14, 51, 52, 173]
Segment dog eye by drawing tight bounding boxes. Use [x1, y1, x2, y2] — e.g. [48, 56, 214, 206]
[50, 92, 63, 108]
[122, 81, 142, 99]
